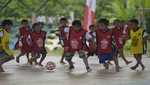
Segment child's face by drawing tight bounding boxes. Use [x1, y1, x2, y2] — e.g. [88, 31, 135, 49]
[129, 22, 137, 29]
[89, 26, 95, 32]
[5, 24, 12, 31]
[73, 25, 81, 32]
[98, 23, 107, 30]
[34, 25, 41, 32]
[60, 21, 68, 27]
[114, 21, 120, 28]
[22, 22, 29, 28]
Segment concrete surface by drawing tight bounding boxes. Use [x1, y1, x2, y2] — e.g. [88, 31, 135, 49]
[0, 56, 150, 85]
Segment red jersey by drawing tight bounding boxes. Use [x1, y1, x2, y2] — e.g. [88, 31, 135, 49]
[30, 30, 46, 52]
[19, 27, 32, 52]
[123, 25, 130, 39]
[69, 27, 86, 52]
[96, 29, 113, 54]
[113, 27, 124, 49]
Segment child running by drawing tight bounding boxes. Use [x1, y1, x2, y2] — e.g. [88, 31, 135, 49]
[15, 19, 32, 63]
[95, 19, 120, 72]
[28, 23, 47, 66]
[87, 25, 97, 58]
[55, 18, 70, 64]
[113, 19, 132, 65]
[129, 19, 148, 70]
[0, 19, 14, 72]
[65, 20, 96, 72]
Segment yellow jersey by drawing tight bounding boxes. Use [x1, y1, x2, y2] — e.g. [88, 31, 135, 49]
[130, 28, 144, 54]
[0, 29, 13, 55]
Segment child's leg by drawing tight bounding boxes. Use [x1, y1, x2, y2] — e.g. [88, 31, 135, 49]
[65, 52, 74, 70]
[103, 61, 109, 70]
[112, 56, 120, 72]
[60, 50, 66, 64]
[107, 60, 113, 65]
[137, 54, 145, 70]
[16, 53, 25, 63]
[0, 58, 12, 72]
[79, 51, 92, 72]
[0, 66, 4, 72]
[130, 54, 139, 70]
[26, 53, 30, 63]
[39, 54, 46, 66]
[118, 48, 132, 65]
[29, 52, 40, 65]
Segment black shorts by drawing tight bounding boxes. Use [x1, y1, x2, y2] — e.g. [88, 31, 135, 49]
[87, 51, 96, 56]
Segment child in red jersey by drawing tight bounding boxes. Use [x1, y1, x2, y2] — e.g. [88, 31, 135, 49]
[55, 18, 70, 64]
[16, 19, 32, 63]
[96, 19, 120, 72]
[113, 19, 132, 65]
[87, 25, 97, 58]
[28, 23, 47, 66]
[65, 20, 96, 72]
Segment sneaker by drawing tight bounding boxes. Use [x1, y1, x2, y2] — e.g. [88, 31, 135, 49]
[86, 67, 92, 72]
[68, 65, 75, 71]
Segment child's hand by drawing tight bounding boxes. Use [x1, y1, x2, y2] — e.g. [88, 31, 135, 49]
[23, 35, 28, 38]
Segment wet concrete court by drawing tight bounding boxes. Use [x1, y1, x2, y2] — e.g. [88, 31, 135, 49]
[0, 56, 150, 85]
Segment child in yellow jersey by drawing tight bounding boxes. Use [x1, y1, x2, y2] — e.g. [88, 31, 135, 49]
[0, 20, 14, 72]
[129, 19, 148, 70]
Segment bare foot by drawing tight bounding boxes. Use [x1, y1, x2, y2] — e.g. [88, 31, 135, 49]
[126, 61, 132, 65]
[130, 66, 137, 70]
[104, 63, 109, 70]
[0, 66, 5, 72]
[60, 61, 66, 64]
[118, 66, 122, 69]
[141, 65, 145, 71]
[116, 68, 120, 72]
[38, 63, 44, 66]
[16, 57, 20, 63]
[29, 59, 33, 65]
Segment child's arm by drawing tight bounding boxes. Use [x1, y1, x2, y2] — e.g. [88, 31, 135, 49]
[85, 32, 97, 50]
[1, 31, 13, 55]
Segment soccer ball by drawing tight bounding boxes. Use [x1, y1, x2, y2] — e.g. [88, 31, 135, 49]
[45, 61, 56, 70]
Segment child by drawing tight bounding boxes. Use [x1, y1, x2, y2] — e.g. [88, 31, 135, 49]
[65, 20, 96, 72]
[16, 19, 32, 63]
[96, 19, 120, 72]
[113, 19, 132, 65]
[129, 19, 148, 70]
[28, 23, 47, 66]
[0, 19, 14, 72]
[55, 18, 70, 64]
[87, 25, 97, 58]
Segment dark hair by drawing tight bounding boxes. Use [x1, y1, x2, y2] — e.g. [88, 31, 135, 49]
[32, 23, 40, 29]
[113, 19, 120, 25]
[89, 24, 95, 28]
[129, 19, 139, 25]
[98, 18, 109, 26]
[72, 20, 82, 27]
[60, 18, 67, 22]
[21, 19, 28, 24]
[2, 19, 13, 27]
